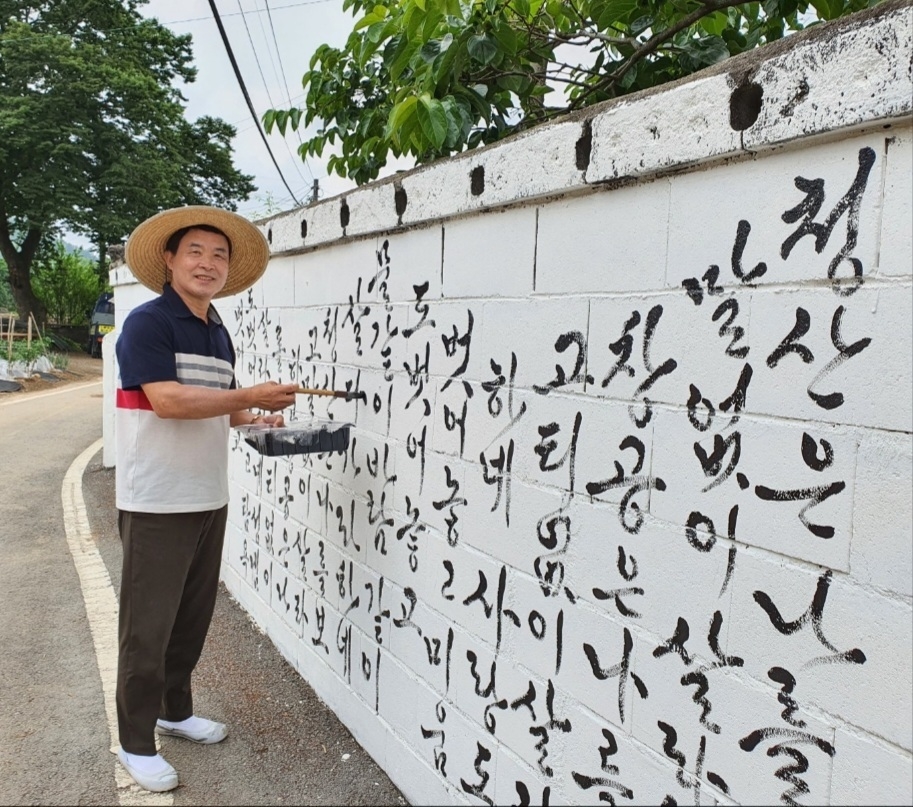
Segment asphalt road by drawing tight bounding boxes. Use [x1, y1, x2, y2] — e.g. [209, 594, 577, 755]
[0, 379, 407, 807]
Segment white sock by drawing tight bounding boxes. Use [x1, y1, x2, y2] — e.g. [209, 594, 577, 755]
[121, 751, 172, 775]
[158, 715, 211, 731]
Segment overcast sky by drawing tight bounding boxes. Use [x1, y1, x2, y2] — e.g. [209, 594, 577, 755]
[140, 0, 393, 220]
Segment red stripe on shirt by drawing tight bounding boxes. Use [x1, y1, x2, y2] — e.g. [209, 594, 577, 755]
[116, 388, 154, 411]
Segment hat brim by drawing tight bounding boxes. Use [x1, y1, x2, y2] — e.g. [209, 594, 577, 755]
[124, 206, 270, 299]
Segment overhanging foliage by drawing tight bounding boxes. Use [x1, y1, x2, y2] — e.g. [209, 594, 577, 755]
[265, 0, 878, 185]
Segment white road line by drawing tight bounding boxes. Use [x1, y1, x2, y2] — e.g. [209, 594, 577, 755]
[61, 439, 173, 807]
[0, 379, 102, 406]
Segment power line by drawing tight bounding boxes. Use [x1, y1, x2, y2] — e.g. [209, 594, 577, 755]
[0, 0, 340, 43]
[237, 181, 309, 216]
[230, 90, 306, 128]
[207, 0, 301, 206]
[235, 0, 279, 110]
[233, 0, 312, 187]
[263, 0, 315, 181]
[256, 1, 286, 103]
[265, 0, 296, 109]
[254, 0, 312, 178]
[170, 0, 339, 27]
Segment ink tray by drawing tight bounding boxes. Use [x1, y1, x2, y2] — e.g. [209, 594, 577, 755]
[237, 418, 352, 457]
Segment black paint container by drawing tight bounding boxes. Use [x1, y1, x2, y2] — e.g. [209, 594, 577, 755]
[238, 419, 352, 456]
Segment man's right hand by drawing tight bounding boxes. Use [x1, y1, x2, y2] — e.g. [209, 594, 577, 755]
[249, 382, 298, 412]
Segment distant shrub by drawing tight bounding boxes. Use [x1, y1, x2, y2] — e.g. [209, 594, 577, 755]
[31, 242, 106, 326]
[50, 351, 69, 371]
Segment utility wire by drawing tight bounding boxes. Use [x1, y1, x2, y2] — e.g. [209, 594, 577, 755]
[230, 90, 306, 129]
[238, 180, 311, 216]
[263, 0, 316, 193]
[263, 0, 309, 149]
[233, 99, 304, 131]
[234, 0, 312, 187]
[256, 1, 286, 103]
[236, 0, 279, 110]
[0, 0, 341, 43]
[207, 0, 301, 206]
[265, 0, 296, 112]
[180, 0, 339, 25]
[253, 0, 310, 174]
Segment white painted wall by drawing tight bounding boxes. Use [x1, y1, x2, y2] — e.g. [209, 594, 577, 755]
[102, 261, 156, 467]
[111, 4, 913, 804]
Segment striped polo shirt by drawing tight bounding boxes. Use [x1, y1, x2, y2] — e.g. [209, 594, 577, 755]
[115, 284, 236, 513]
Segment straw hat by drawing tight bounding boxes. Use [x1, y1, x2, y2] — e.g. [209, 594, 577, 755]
[124, 205, 270, 298]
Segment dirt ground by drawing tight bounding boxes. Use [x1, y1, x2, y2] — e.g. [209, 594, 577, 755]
[2, 351, 104, 395]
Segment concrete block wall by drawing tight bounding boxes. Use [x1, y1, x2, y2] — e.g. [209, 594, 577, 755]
[110, 4, 912, 804]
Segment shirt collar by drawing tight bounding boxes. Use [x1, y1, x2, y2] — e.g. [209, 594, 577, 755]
[162, 283, 222, 326]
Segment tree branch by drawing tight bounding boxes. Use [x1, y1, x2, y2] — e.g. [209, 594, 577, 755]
[0, 207, 16, 267]
[549, 29, 637, 48]
[21, 227, 43, 265]
[0, 197, 43, 266]
[543, 67, 602, 89]
[569, 0, 746, 110]
[549, 58, 602, 75]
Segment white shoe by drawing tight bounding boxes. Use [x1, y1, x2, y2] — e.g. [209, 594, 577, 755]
[156, 715, 228, 744]
[117, 748, 178, 792]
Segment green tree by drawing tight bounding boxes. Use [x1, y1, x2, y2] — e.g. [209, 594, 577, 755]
[0, 256, 15, 312]
[266, 0, 878, 185]
[30, 241, 106, 326]
[0, 0, 255, 325]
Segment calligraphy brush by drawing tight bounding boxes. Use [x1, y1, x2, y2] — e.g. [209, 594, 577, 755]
[296, 386, 367, 403]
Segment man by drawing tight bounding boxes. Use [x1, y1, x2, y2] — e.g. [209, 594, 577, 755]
[114, 206, 298, 792]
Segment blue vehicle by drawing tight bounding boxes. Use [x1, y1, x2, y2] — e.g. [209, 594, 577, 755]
[87, 292, 114, 358]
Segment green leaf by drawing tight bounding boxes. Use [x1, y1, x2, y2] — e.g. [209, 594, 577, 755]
[389, 37, 418, 80]
[491, 22, 518, 55]
[422, 6, 445, 39]
[406, 5, 424, 40]
[467, 34, 499, 65]
[416, 93, 449, 149]
[366, 21, 389, 44]
[454, 84, 491, 122]
[392, 96, 423, 153]
[420, 40, 441, 63]
[432, 34, 459, 93]
[700, 11, 730, 36]
[496, 74, 525, 94]
[354, 9, 387, 32]
[387, 94, 418, 144]
[597, 0, 639, 28]
[630, 14, 654, 35]
[441, 96, 469, 147]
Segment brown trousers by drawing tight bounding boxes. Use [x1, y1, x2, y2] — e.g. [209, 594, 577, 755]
[116, 506, 228, 755]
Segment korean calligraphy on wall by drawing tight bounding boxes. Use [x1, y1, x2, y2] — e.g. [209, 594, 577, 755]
[223, 128, 912, 805]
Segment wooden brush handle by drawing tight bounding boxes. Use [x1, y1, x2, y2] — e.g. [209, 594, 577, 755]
[296, 387, 366, 402]
[296, 387, 346, 398]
